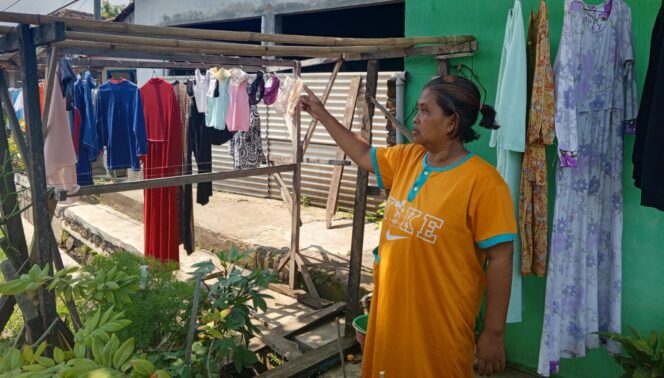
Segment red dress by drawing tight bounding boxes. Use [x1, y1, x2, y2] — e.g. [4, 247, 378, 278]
[140, 78, 183, 263]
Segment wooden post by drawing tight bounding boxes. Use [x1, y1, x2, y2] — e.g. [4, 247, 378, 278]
[436, 56, 450, 76]
[325, 76, 362, 229]
[16, 24, 58, 335]
[40, 47, 58, 136]
[288, 60, 302, 290]
[345, 60, 378, 333]
[1, 261, 44, 345]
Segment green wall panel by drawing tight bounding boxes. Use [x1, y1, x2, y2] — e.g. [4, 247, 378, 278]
[405, 1, 664, 377]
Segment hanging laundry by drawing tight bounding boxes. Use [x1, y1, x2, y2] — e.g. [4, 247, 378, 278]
[633, 1, 664, 211]
[81, 72, 100, 157]
[73, 73, 98, 186]
[173, 80, 195, 255]
[490, 0, 526, 324]
[12, 89, 24, 129]
[193, 68, 210, 114]
[186, 82, 235, 206]
[229, 71, 266, 169]
[141, 77, 183, 263]
[263, 74, 280, 105]
[225, 68, 251, 132]
[206, 67, 231, 130]
[520, 0, 555, 276]
[44, 64, 78, 194]
[59, 58, 76, 111]
[538, 0, 637, 375]
[96, 79, 148, 171]
[273, 75, 303, 140]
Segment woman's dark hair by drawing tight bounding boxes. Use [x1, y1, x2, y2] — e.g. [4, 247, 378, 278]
[423, 75, 499, 143]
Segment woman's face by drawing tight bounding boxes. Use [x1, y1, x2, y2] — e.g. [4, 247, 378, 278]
[412, 88, 457, 147]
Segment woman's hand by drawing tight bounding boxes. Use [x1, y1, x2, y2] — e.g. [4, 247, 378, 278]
[476, 329, 506, 376]
[300, 85, 328, 121]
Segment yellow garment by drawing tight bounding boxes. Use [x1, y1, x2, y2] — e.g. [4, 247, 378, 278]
[364, 144, 517, 378]
[209, 66, 230, 81]
[520, 0, 555, 276]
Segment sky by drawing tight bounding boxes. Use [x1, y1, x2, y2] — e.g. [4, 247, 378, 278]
[0, 0, 130, 15]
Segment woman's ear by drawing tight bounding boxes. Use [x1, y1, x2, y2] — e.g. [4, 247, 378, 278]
[445, 113, 459, 137]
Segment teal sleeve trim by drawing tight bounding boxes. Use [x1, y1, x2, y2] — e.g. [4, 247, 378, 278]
[477, 233, 517, 249]
[372, 246, 380, 264]
[371, 147, 384, 189]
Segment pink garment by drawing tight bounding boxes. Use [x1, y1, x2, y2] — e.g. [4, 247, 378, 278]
[44, 71, 79, 195]
[225, 68, 250, 132]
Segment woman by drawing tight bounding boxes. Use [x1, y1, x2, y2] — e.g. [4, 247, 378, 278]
[300, 75, 515, 377]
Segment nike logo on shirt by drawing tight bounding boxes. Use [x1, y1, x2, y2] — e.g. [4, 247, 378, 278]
[385, 230, 408, 241]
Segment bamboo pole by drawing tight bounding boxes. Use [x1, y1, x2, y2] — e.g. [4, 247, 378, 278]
[0, 11, 475, 48]
[63, 31, 436, 58]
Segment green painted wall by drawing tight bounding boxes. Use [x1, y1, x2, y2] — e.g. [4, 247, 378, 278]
[404, 0, 664, 377]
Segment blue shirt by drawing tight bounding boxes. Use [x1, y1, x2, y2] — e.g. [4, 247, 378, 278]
[95, 80, 147, 171]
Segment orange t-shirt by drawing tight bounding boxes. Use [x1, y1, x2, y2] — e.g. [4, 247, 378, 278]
[362, 144, 516, 378]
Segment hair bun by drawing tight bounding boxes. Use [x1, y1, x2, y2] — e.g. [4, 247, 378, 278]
[478, 104, 499, 130]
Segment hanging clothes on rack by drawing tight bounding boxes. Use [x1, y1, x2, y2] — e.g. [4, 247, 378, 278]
[186, 81, 235, 206]
[193, 68, 209, 114]
[173, 80, 195, 255]
[225, 68, 251, 132]
[44, 63, 78, 194]
[206, 67, 231, 130]
[230, 71, 266, 169]
[96, 79, 148, 171]
[273, 75, 303, 140]
[539, 0, 637, 375]
[490, 0, 526, 324]
[263, 73, 280, 106]
[141, 77, 183, 263]
[633, 1, 664, 211]
[73, 75, 95, 186]
[520, 0, 555, 276]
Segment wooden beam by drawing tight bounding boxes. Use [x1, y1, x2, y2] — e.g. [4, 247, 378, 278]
[55, 164, 297, 200]
[345, 60, 378, 335]
[270, 156, 350, 166]
[369, 95, 414, 142]
[0, 294, 17, 334]
[63, 31, 429, 59]
[0, 22, 65, 53]
[0, 261, 44, 345]
[259, 335, 356, 377]
[344, 39, 478, 62]
[55, 48, 296, 67]
[17, 23, 60, 335]
[40, 47, 58, 136]
[250, 302, 346, 352]
[300, 57, 339, 68]
[301, 60, 343, 156]
[325, 76, 362, 229]
[0, 12, 474, 48]
[260, 334, 303, 361]
[45, 57, 264, 72]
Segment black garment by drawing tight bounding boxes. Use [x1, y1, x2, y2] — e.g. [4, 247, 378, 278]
[633, 1, 664, 211]
[58, 58, 77, 111]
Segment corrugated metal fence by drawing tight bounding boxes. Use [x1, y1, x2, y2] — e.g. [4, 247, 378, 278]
[208, 71, 395, 213]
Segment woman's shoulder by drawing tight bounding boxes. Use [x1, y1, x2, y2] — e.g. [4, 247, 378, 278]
[465, 154, 509, 188]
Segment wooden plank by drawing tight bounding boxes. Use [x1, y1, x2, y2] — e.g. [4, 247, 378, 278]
[261, 334, 303, 360]
[345, 60, 378, 335]
[0, 295, 17, 333]
[0, 22, 65, 53]
[325, 76, 362, 229]
[0, 12, 475, 48]
[258, 335, 356, 377]
[17, 23, 58, 335]
[0, 261, 44, 345]
[294, 252, 319, 300]
[55, 164, 297, 200]
[301, 60, 343, 156]
[40, 47, 58, 136]
[344, 39, 478, 62]
[250, 302, 346, 352]
[370, 95, 414, 142]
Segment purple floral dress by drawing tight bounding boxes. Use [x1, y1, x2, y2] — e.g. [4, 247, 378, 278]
[538, 0, 638, 376]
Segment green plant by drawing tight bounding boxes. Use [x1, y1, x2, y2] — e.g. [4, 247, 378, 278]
[300, 194, 311, 207]
[598, 327, 664, 378]
[188, 246, 276, 375]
